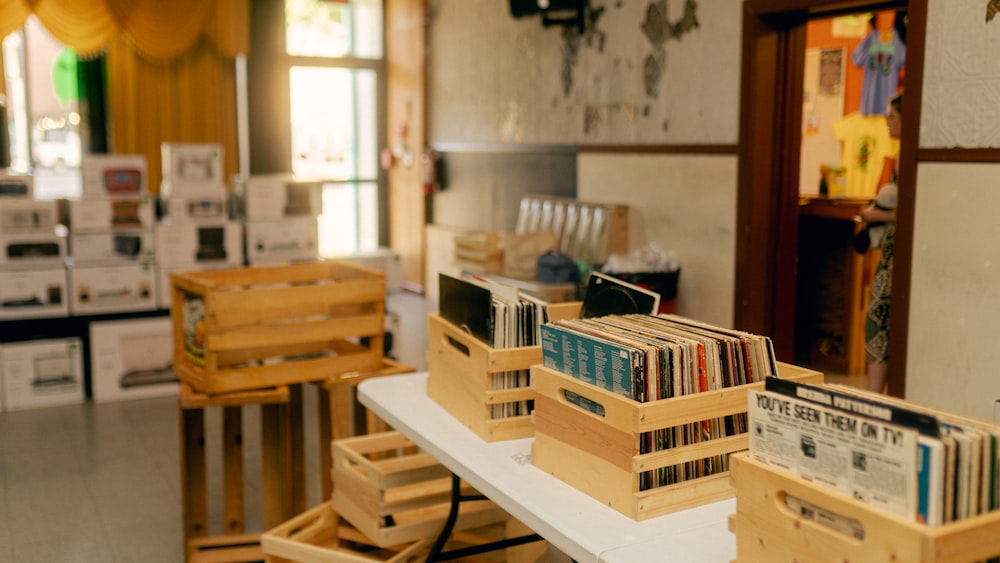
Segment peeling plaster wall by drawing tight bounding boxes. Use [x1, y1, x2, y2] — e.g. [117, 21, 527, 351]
[905, 0, 1000, 420]
[427, 0, 741, 144]
[426, 1, 743, 324]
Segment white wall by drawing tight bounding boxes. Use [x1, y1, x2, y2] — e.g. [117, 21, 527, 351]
[578, 153, 736, 327]
[905, 0, 1000, 420]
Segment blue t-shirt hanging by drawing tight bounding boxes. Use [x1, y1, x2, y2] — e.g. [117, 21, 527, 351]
[851, 28, 906, 116]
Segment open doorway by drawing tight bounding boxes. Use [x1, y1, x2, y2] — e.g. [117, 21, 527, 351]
[735, 0, 923, 397]
[793, 11, 905, 379]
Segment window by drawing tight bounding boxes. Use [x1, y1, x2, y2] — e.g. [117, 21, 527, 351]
[3, 16, 84, 199]
[283, 0, 384, 256]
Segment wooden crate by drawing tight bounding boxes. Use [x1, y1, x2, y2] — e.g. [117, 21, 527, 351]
[170, 261, 386, 394]
[454, 232, 504, 274]
[728, 452, 1000, 563]
[425, 302, 582, 442]
[262, 501, 431, 563]
[530, 362, 824, 521]
[315, 357, 417, 500]
[332, 430, 509, 548]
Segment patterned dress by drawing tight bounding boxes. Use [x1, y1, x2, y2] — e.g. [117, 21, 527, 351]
[864, 222, 894, 364]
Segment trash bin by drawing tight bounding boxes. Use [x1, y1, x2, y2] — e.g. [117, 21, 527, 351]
[606, 269, 681, 314]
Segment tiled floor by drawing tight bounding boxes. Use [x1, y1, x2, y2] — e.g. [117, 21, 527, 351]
[0, 292, 865, 562]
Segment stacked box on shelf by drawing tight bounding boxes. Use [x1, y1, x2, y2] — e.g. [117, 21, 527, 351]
[89, 316, 178, 403]
[728, 451, 1000, 563]
[529, 362, 824, 521]
[331, 430, 509, 547]
[0, 337, 84, 410]
[170, 260, 386, 394]
[425, 301, 582, 442]
[0, 175, 69, 320]
[156, 143, 244, 310]
[241, 174, 321, 266]
[66, 155, 158, 314]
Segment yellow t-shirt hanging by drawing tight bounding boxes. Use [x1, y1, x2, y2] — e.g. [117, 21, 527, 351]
[831, 113, 900, 198]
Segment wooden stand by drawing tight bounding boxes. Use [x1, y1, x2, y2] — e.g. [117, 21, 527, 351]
[179, 358, 415, 562]
[179, 383, 304, 563]
[530, 363, 824, 521]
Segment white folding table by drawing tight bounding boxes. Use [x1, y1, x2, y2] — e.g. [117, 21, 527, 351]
[357, 372, 737, 563]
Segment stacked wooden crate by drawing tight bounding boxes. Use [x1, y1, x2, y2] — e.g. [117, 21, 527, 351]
[170, 261, 400, 562]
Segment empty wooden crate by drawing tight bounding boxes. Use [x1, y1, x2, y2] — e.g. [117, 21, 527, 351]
[170, 261, 385, 394]
[425, 302, 581, 442]
[332, 430, 509, 548]
[530, 362, 824, 521]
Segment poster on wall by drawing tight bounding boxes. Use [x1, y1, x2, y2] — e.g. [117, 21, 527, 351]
[800, 47, 846, 195]
[819, 49, 843, 96]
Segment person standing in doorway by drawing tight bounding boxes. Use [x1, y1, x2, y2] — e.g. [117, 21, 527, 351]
[864, 92, 902, 393]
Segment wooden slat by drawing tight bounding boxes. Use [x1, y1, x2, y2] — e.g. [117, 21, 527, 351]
[222, 406, 244, 535]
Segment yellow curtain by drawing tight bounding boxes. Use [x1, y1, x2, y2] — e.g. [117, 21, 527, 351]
[106, 34, 239, 194]
[0, 0, 249, 193]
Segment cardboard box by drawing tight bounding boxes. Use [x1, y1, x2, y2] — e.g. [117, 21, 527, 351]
[68, 264, 157, 314]
[65, 198, 155, 232]
[245, 217, 318, 265]
[160, 142, 225, 194]
[0, 267, 68, 319]
[530, 363, 824, 521]
[243, 174, 322, 220]
[81, 154, 148, 199]
[0, 198, 59, 234]
[0, 338, 84, 410]
[161, 194, 230, 224]
[330, 248, 403, 293]
[154, 221, 243, 266]
[170, 261, 385, 394]
[69, 229, 155, 266]
[89, 317, 178, 403]
[0, 232, 66, 267]
[0, 173, 33, 198]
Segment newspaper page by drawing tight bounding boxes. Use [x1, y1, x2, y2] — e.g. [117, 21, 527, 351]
[748, 389, 918, 519]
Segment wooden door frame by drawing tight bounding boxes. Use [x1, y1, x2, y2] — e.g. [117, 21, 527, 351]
[736, 0, 926, 396]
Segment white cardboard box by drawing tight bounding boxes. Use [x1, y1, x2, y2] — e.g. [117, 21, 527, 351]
[69, 229, 155, 266]
[66, 198, 155, 232]
[160, 142, 226, 195]
[89, 317, 178, 403]
[330, 248, 403, 293]
[154, 221, 243, 266]
[0, 232, 67, 267]
[80, 154, 148, 199]
[245, 217, 318, 265]
[0, 198, 59, 234]
[243, 174, 322, 220]
[68, 264, 157, 314]
[0, 338, 84, 410]
[161, 194, 230, 224]
[0, 267, 68, 319]
[0, 173, 33, 198]
[154, 261, 243, 310]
